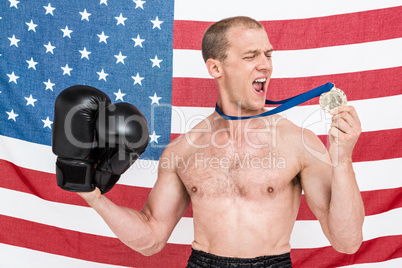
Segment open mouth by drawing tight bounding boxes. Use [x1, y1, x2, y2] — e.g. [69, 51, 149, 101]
[252, 78, 267, 94]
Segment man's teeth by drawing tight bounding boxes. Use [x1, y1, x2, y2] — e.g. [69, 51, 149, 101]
[254, 78, 267, 83]
[253, 78, 266, 92]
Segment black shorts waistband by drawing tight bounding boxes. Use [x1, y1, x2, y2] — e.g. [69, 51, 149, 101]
[187, 248, 292, 268]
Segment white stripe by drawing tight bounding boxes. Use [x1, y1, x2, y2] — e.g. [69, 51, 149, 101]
[168, 216, 194, 244]
[274, 39, 402, 78]
[289, 207, 402, 248]
[0, 243, 130, 268]
[173, 38, 402, 79]
[173, 49, 210, 79]
[336, 257, 402, 268]
[282, 95, 402, 133]
[0, 188, 401, 248]
[119, 159, 158, 188]
[0, 134, 158, 188]
[174, 0, 402, 21]
[0, 187, 193, 245]
[0, 187, 116, 238]
[353, 158, 402, 192]
[0, 135, 57, 174]
[171, 95, 402, 134]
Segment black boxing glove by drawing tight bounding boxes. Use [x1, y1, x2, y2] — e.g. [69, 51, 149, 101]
[52, 85, 111, 192]
[92, 102, 149, 194]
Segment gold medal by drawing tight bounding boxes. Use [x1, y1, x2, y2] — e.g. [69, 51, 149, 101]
[319, 86, 347, 112]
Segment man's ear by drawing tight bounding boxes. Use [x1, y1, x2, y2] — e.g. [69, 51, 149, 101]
[206, 58, 223, 78]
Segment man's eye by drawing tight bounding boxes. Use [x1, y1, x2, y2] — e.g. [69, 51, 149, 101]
[244, 55, 255, 59]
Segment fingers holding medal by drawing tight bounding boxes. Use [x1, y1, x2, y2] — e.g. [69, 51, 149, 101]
[321, 86, 362, 162]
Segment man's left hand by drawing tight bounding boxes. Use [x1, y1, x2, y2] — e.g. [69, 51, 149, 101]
[328, 105, 362, 165]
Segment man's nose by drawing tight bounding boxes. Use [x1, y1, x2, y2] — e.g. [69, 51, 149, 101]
[256, 55, 272, 71]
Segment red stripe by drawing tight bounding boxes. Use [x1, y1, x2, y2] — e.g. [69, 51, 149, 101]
[173, 6, 402, 51]
[0, 159, 400, 220]
[291, 235, 402, 268]
[1, 215, 400, 267]
[0, 215, 191, 267]
[172, 67, 402, 108]
[297, 187, 402, 220]
[0, 159, 193, 217]
[318, 128, 402, 163]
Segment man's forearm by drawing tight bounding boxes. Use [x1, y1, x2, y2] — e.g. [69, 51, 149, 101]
[327, 160, 365, 253]
[79, 190, 159, 255]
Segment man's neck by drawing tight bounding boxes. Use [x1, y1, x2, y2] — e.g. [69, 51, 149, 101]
[216, 96, 266, 119]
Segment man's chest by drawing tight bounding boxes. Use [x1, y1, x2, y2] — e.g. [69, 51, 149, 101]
[177, 144, 301, 199]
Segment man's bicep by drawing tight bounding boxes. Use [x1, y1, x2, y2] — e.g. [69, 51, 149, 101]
[299, 129, 333, 221]
[141, 150, 190, 243]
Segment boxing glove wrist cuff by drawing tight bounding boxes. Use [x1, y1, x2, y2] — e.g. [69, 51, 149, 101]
[56, 158, 95, 192]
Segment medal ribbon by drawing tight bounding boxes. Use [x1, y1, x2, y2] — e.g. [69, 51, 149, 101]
[215, 82, 334, 120]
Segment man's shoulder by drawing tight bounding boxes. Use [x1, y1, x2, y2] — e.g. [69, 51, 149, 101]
[163, 118, 211, 154]
[273, 115, 302, 135]
[273, 115, 322, 149]
[182, 115, 215, 144]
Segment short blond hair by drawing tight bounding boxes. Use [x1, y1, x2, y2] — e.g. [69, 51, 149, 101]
[201, 16, 263, 63]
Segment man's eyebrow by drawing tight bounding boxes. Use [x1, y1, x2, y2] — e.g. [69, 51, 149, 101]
[243, 49, 259, 55]
[243, 48, 274, 55]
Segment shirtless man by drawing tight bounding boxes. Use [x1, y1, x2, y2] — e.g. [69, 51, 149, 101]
[77, 16, 365, 267]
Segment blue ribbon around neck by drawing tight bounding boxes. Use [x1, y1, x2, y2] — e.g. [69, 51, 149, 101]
[215, 82, 334, 120]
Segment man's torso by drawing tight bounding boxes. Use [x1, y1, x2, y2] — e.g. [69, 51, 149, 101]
[171, 113, 305, 258]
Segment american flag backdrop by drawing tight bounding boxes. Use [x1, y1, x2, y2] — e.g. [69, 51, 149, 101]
[0, 0, 401, 267]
